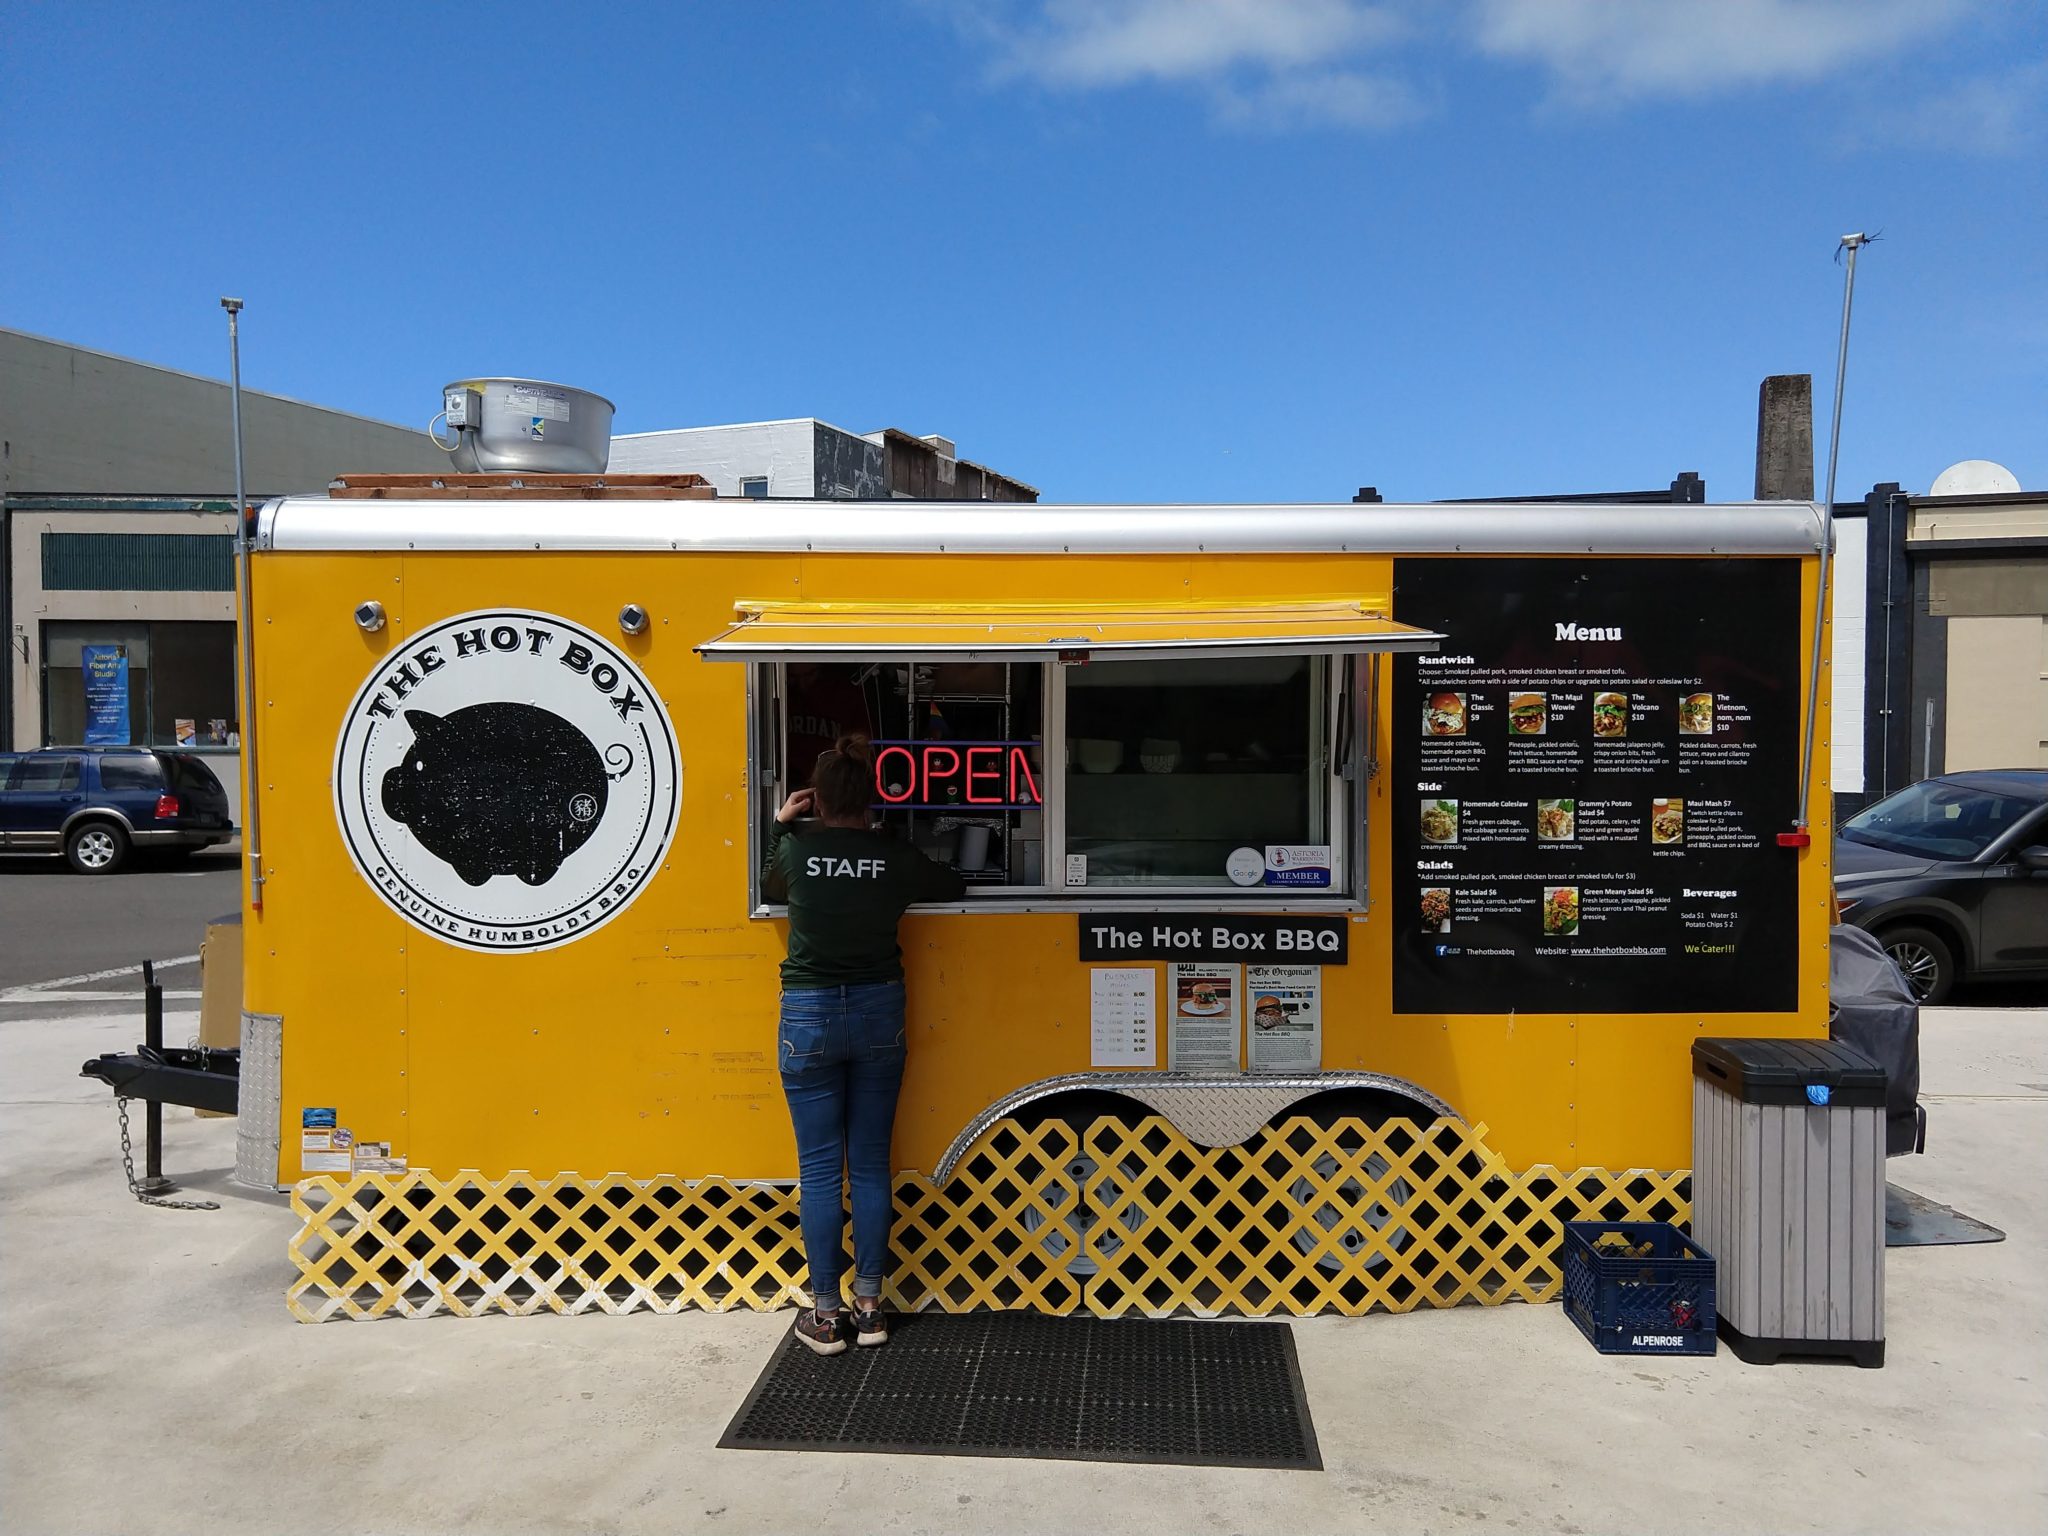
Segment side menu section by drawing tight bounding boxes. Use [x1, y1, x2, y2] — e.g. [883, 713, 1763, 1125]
[1392, 556, 1802, 1015]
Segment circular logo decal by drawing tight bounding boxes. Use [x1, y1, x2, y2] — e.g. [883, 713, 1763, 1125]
[334, 609, 680, 952]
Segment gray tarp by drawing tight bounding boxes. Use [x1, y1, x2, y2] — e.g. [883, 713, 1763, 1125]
[1830, 923, 1924, 1155]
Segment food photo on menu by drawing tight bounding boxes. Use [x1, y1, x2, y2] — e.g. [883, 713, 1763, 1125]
[1423, 690, 1467, 737]
[1542, 885, 1581, 936]
[1678, 691, 1714, 734]
[1651, 797, 1685, 845]
[1421, 887, 1452, 933]
[1536, 798, 1575, 841]
[1508, 691, 1547, 736]
[1420, 799, 1460, 845]
[1592, 691, 1628, 738]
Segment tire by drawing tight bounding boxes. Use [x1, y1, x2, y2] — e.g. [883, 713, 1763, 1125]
[65, 820, 130, 875]
[1285, 1135, 1416, 1275]
[1018, 1141, 1151, 1278]
[1277, 1091, 1432, 1275]
[1879, 923, 1956, 1005]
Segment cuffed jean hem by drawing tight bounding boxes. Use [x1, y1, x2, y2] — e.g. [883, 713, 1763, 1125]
[812, 1275, 882, 1313]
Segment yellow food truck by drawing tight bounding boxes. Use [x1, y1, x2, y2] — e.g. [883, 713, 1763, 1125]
[250, 487, 1833, 1320]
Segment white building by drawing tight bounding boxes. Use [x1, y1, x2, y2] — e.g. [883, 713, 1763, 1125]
[610, 418, 1036, 502]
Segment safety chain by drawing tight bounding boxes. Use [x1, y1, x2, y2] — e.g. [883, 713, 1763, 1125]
[115, 1097, 219, 1211]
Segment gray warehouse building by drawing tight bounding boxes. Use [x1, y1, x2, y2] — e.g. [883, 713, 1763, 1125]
[2, 328, 448, 826]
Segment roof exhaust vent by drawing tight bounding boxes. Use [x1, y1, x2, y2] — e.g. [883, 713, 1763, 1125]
[433, 378, 615, 474]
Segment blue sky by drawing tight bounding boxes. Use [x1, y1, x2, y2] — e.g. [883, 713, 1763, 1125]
[4, 1, 2042, 501]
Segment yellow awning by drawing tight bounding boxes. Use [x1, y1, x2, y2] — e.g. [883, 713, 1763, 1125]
[696, 600, 1444, 662]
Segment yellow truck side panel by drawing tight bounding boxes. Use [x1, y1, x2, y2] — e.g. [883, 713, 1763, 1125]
[250, 546, 1830, 1182]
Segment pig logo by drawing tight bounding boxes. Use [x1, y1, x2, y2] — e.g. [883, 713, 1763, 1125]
[334, 609, 681, 954]
[380, 704, 631, 888]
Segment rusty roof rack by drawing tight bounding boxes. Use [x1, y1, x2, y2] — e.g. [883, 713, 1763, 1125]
[328, 472, 717, 501]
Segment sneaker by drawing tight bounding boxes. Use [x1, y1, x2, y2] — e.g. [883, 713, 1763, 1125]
[851, 1299, 889, 1347]
[793, 1307, 847, 1356]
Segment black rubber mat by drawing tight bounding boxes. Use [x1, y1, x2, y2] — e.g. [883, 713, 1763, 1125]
[720, 1311, 1321, 1470]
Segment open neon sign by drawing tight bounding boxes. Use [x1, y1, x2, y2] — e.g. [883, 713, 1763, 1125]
[871, 740, 1043, 810]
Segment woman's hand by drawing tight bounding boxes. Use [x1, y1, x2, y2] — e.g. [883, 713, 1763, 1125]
[776, 788, 816, 824]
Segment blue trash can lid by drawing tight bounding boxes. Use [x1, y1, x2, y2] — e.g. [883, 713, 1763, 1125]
[1692, 1037, 1886, 1107]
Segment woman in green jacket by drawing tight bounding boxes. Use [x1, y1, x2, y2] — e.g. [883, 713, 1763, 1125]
[762, 734, 963, 1353]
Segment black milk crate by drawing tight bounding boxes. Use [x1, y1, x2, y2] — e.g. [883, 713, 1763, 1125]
[1562, 1221, 1717, 1357]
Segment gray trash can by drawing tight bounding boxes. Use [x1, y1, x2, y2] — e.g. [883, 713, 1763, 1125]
[1690, 1039, 1886, 1367]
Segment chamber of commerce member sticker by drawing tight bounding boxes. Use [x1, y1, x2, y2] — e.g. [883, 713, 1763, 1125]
[333, 609, 680, 952]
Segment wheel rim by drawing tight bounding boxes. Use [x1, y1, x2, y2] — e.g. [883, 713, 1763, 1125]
[1288, 1149, 1414, 1273]
[76, 830, 117, 868]
[1019, 1148, 1147, 1277]
[1887, 940, 1940, 999]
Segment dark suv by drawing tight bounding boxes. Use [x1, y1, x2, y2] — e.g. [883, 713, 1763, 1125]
[0, 748, 235, 874]
[1835, 769, 2048, 1002]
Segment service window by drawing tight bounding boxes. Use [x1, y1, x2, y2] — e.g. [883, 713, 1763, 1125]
[750, 653, 1359, 907]
[1063, 655, 1340, 890]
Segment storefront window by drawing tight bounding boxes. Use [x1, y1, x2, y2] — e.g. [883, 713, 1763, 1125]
[1064, 656, 1329, 887]
[41, 620, 238, 749]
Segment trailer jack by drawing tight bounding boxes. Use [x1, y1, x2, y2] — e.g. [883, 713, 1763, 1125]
[78, 960, 240, 1210]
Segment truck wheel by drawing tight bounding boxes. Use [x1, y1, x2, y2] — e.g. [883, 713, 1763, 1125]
[1276, 1091, 1433, 1275]
[1018, 1130, 1149, 1279]
[1880, 924, 1955, 1005]
[65, 821, 130, 875]
[1285, 1140, 1415, 1275]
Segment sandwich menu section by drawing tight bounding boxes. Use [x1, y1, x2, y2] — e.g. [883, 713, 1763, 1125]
[1392, 557, 1801, 1015]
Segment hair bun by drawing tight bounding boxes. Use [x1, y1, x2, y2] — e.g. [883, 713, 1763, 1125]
[834, 732, 873, 765]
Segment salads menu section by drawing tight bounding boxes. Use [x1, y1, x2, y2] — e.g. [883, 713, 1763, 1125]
[1392, 558, 1800, 1015]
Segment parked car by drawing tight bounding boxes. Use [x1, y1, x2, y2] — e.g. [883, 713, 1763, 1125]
[0, 748, 235, 874]
[1834, 769, 2048, 1003]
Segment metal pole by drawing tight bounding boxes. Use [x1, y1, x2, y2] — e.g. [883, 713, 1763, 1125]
[222, 298, 264, 908]
[142, 959, 168, 1191]
[1795, 233, 1866, 831]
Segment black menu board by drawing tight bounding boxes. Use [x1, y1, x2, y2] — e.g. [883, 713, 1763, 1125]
[1392, 557, 1801, 1015]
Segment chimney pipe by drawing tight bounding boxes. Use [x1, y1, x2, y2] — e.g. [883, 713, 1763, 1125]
[1755, 374, 1814, 500]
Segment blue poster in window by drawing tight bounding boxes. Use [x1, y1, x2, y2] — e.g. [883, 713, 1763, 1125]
[81, 645, 130, 745]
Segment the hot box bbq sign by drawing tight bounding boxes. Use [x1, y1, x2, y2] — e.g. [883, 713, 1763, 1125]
[334, 610, 681, 953]
[1079, 913, 1349, 963]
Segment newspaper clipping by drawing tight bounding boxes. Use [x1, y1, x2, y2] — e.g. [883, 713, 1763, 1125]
[1246, 964, 1322, 1075]
[1168, 961, 1242, 1072]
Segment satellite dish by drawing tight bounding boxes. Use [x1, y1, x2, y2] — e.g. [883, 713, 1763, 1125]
[1929, 459, 2021, 496]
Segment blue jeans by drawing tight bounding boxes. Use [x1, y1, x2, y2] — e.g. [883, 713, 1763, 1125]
[778, 980, 906, 1312]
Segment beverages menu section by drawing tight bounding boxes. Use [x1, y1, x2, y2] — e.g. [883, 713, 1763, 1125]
[1391, 557, 1801, 1015]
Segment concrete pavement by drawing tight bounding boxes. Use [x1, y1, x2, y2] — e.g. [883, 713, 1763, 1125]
[2, 1002, 2042, 1535]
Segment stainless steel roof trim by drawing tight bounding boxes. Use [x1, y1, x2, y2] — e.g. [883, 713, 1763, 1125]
[933, 1070, 1463, 1185]
[254, 496, 288, 550]
[696, 632, 1447, 663]
[259, 498, 1826, 556]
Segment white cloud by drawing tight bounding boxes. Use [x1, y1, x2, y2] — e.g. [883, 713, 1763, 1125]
[1878, 60, 2047, 155]
[998, 0, 1399, 87]
[1467, 0, 1970, 99]
[1212, 68, 1428, 131]
[944, 0, 1415, 128]
[936, 0, 2028, 145]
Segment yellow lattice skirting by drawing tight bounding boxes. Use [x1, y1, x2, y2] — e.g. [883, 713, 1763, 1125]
[286, 1116, 1691, 1323]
